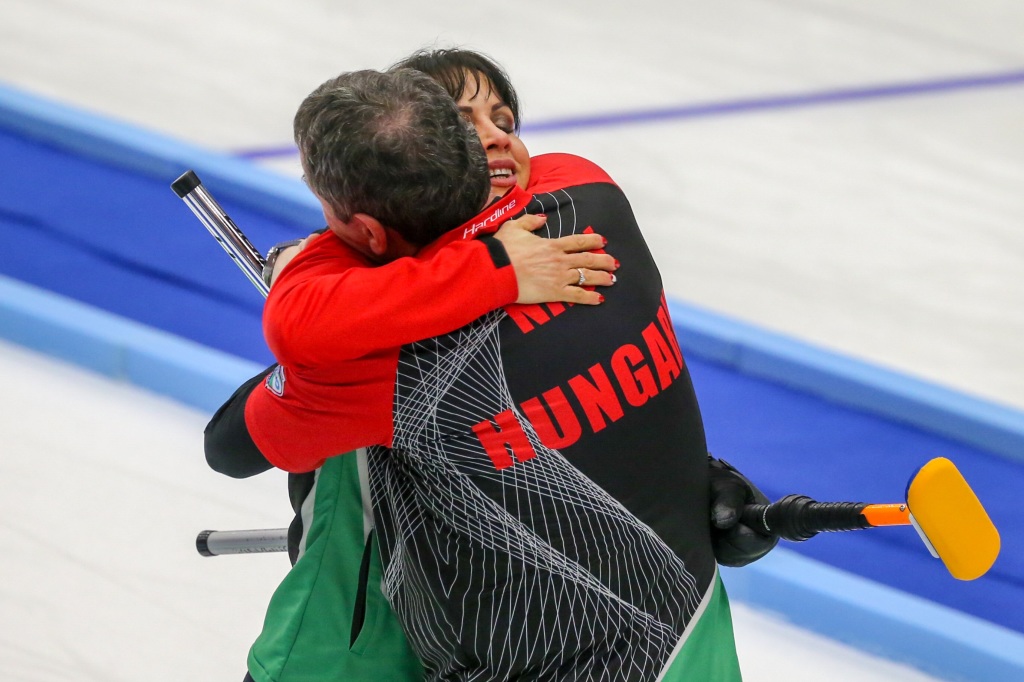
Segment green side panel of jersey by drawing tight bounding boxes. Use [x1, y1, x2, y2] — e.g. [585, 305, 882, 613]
[247, 454, 424, 682]
[659, 573, 743, 682]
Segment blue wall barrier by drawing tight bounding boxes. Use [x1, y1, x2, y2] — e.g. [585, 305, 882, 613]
[670, 299, 1024, 466]
[0, 274, 261, 413]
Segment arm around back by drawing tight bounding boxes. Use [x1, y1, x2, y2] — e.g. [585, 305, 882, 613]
[264, 233, 519, 370]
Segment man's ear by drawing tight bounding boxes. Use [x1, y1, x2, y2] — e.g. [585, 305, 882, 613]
[351, 213, 419, 260]
[322, 204, 417, 262]
[322, 207, 390, 262]
[348, 213, 390, 257]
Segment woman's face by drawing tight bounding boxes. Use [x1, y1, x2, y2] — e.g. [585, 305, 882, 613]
[457, 75, 531, 203]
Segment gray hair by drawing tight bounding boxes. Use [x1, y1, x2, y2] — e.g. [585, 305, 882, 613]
[293, 68, 489, 246]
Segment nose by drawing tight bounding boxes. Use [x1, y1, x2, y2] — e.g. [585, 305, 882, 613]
[477, 119, 511, 151]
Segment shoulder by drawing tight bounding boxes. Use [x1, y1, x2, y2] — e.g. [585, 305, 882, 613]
[527, 153, 618, 194]
[302, 230, 364, 263]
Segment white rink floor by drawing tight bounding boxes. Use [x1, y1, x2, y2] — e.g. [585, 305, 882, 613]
[2, 1, 1022, 680]
[0, 340, 942, 682]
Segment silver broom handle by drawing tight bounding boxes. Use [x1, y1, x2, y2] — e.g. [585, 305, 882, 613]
[171, 170, 270, 298]
[173, 170, 288, 555]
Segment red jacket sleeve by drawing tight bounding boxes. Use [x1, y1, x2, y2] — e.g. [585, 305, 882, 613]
[264, 232, 518, 376]
[244, 230, 519, 473]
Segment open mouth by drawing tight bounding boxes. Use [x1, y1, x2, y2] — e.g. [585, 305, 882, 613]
[489, 167, 516, 187]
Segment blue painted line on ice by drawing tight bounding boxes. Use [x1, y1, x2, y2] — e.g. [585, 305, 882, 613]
[238, 144, 298, 160]
[233, 69, 1024, 159]
[523, 69, 1024, 133]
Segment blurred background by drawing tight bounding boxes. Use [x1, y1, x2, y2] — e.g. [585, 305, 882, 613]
[2, 1, 1022, 680]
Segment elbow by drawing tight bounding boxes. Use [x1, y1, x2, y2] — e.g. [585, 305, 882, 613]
[202, 364, 277, 479]
[203, 420, 272, 479]
[204, 436, 252, 479]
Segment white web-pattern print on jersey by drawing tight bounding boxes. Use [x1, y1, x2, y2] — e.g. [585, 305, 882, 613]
[368, 193, 703, 681]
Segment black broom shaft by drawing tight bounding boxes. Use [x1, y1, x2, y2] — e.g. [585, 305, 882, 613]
[740, 494, 872, 541]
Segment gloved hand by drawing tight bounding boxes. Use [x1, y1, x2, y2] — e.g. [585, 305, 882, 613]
[708, 456, 779, 567]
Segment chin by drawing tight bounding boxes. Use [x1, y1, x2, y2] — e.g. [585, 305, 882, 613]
[489, 186, 513, 203]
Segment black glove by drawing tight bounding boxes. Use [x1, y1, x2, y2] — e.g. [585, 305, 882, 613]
[708, 456, 779, 567]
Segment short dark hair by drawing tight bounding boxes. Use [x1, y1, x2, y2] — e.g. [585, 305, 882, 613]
[293, 68, 489, 246]
[391, 48, 522, 133]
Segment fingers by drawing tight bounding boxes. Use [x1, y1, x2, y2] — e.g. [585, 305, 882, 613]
[565, 251, 617, 273]
[557, 267, 617, 306]
[497, 213, 548, 235]
[710, 483, 748, 529]
[549, 232, 608, 254]
[500, 219, 618, 306]
[558, 285, 606, 306]
[571, 268, 616, 288]
[712, 524, 780, 567]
